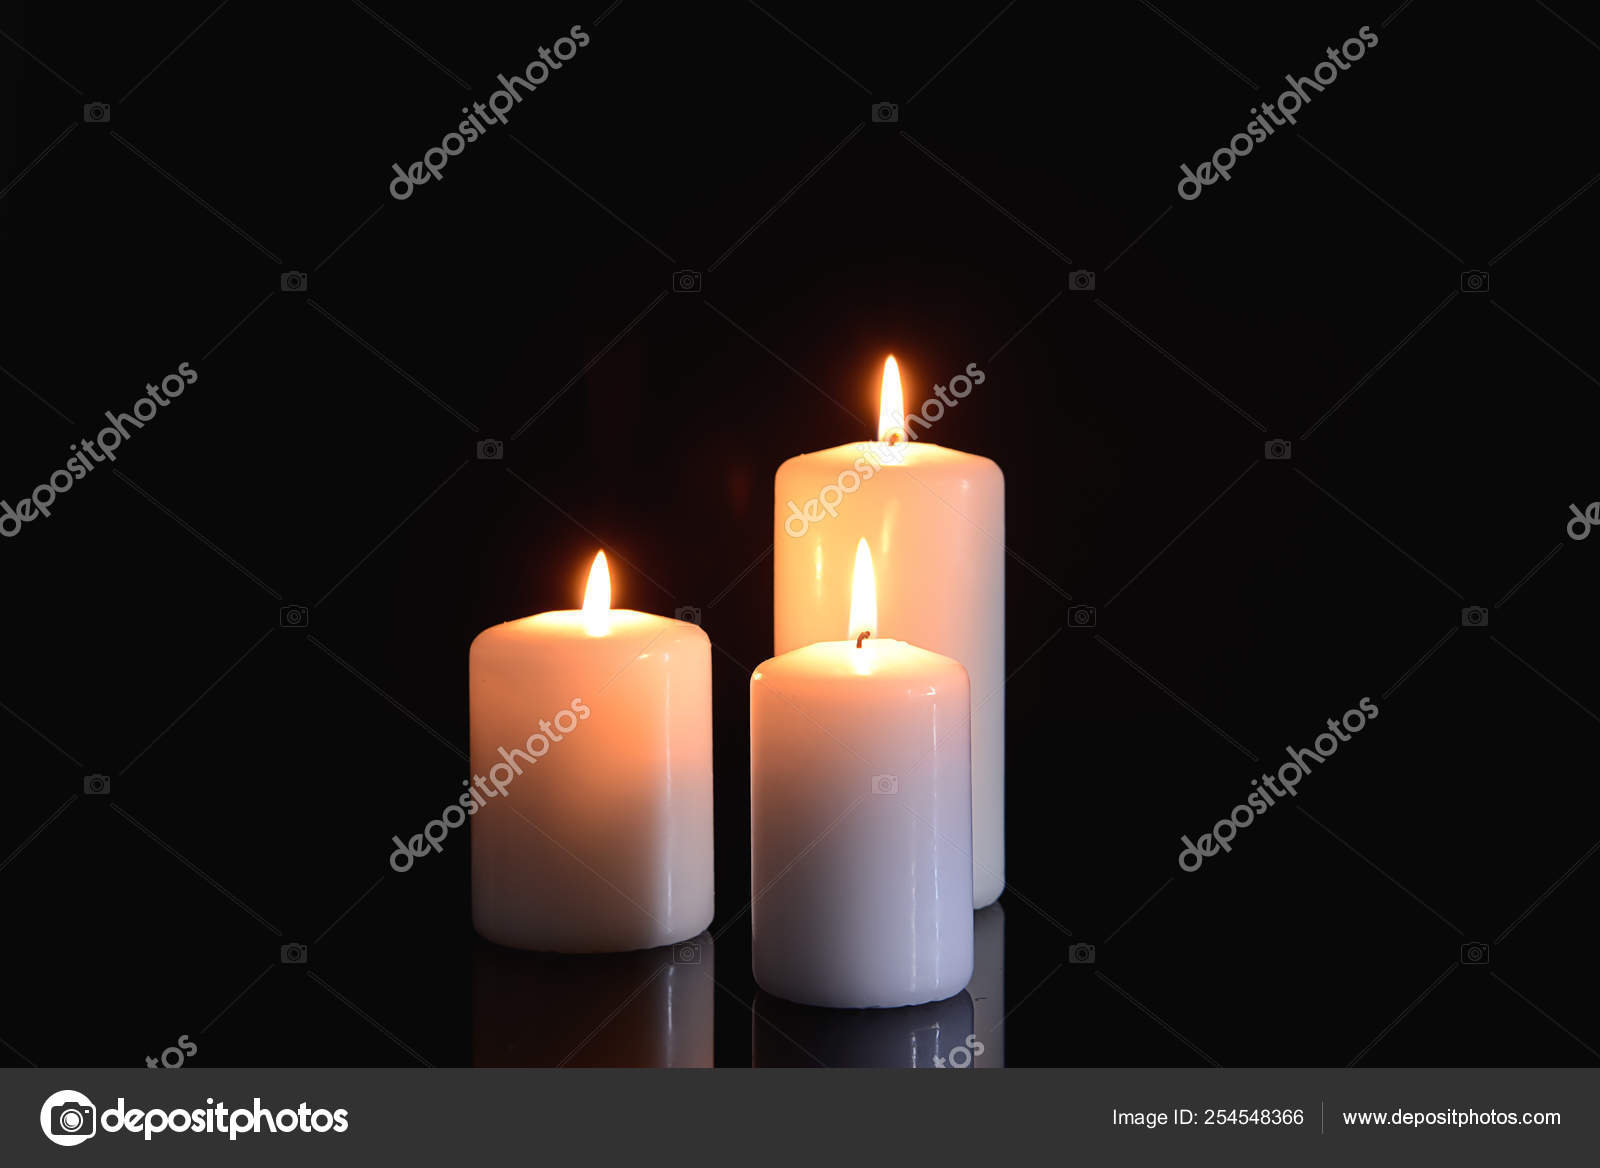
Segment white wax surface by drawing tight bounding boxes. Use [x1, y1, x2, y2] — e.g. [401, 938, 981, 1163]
[470, 609, 713, 953]
[750, 638, 973, 1008]
[774, 441, 1005, 907]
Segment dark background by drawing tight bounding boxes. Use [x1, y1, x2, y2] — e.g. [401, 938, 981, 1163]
[2, 0, 1598, 1069]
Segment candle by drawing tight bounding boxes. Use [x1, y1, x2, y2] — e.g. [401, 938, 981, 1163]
[750, 540, 973, 1008]
[774, 357, 1005, 908]
[470, 552, 714, 952]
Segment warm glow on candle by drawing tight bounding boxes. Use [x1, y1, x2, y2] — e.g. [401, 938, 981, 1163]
[876, 356, 905, 444]
[848, 538, 878, 642]
[582, 551, 611, 636]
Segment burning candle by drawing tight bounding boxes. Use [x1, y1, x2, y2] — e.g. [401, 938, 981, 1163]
[750, 540, 973, 1008]
[470, 552, 714, 952]
[774, 357, 1006, 907]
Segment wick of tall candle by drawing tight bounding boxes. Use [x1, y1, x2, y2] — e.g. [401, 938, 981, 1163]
[856, 631, 871, 648]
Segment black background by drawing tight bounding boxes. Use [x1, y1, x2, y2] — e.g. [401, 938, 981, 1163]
[3, 0, 1599, 1069]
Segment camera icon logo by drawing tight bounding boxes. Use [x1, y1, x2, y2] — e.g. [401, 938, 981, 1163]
[673, 941, 702, 964]
[279, 605, 309, 629]
[83, 773, 110, 796]
[83, 102, 111, 124]
[671, 269, 702, 293]
[281, 943, 308, 964]
[1265, 438, 1292, 460]
[1460, 941, 1490, 965]
[280, 270, 308, 293]
[1068, 269, 1096, 292]
[476, 438, 504, 460]
[1068, 605, 1097, 629]
[871, 101, 899, 123]
[40, 1090, 97, 1146]
[1459, 269, 1489, 293]
[1461, 606, 1489, 628]
[1068, 942, 1096, 965]
[870, 774, 898, 795]
[674, 605, 702, 625]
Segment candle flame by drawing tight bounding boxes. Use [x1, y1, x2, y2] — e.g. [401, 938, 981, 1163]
[876, 356, 905, 444]
[582, 551, 610, 636]
[848, 538, 877, 642]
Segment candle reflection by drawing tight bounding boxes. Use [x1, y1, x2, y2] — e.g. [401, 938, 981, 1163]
[752, 990, 974, 1068]
[971, 902, 1005, 1067]
[473, 933, 714, 1066]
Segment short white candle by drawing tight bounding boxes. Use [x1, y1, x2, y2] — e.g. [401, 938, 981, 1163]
[471, 552, 714, 952]
[751, 540, 973, 1008]
[774, 357, 1005, 907]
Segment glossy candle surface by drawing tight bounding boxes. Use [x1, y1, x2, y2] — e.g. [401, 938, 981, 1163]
[470, 602, 713, 953]
[775, 439, 1005, 907]
[750, 636, 973, 1008]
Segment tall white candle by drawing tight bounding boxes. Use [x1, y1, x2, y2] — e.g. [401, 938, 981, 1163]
[751, 540, 973, 1008]
[471, 552, 714, 952]
[774, 357, 1005, 907]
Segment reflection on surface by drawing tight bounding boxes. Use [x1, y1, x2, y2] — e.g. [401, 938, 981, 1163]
[473, 933, 714, 1067]
[752, 989, 974, 1067]
[971, 902, 1005, 1067]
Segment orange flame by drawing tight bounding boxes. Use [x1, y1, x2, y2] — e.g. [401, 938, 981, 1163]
[582, 551, 610, 636]
[877, 356, 905, 444]
[848, 538, 877, 642]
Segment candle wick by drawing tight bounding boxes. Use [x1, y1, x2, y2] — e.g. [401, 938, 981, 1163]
[886, 432, 901, 446]
[856, 631, 871, 648]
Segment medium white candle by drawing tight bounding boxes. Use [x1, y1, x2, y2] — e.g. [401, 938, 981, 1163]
[751, 541, 973, 1008]
[774, 357, 1005, 907]
[471, 552, 714, 952]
